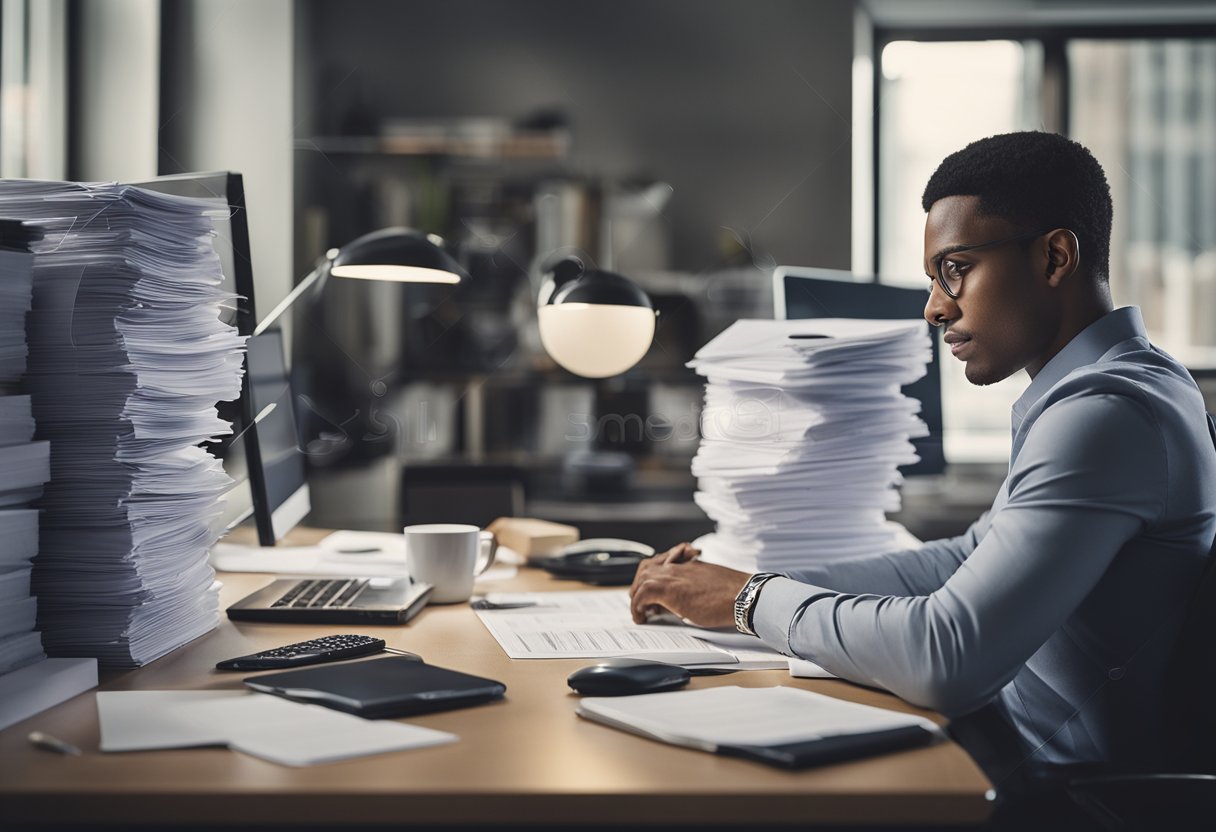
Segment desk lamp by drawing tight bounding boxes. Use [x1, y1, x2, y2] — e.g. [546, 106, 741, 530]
[255, 228, 468, 336]
[537, 256, 656, 378]
[234, 227, 467, 533]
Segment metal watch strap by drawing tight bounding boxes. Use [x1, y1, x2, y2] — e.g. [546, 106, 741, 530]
[734, 572, 781, 636]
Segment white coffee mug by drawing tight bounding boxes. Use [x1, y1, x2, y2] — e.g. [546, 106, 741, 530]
[404, 524, 498, 604]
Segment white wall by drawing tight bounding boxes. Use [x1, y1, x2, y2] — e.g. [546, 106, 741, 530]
[74, 0, 159, 182]
[301, 0, 858, 273]
[160, 0, 295, 319]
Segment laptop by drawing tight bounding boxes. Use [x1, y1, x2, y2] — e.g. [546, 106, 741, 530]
[226, 576, 433, 624]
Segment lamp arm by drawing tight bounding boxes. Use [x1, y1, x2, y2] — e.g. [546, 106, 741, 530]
[253, 262, 327, 336]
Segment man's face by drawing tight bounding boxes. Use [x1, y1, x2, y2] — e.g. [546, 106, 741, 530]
[922, 195, 1057, 386]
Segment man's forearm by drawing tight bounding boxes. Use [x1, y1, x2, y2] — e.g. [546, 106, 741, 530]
[780, 520, 983, 596]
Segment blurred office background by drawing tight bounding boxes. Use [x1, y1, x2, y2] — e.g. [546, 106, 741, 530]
[4, 0, 1216, 547]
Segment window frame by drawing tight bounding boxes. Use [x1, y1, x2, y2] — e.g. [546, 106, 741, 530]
[869, 21, 1216, 275]
[868, 20, 1216, 461]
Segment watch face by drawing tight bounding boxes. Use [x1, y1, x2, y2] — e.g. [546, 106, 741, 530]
[735, 573, 776, 636]
[734, 581, 758, 634]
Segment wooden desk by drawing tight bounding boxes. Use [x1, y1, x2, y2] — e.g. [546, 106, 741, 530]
[0, 561, 992, 827]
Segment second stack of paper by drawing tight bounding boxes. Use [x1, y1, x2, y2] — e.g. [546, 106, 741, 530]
[0, 221, 51, 676]
[687, 319, 932, 573]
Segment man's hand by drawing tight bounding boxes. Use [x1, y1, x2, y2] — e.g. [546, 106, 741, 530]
[628, 542, 751, 628]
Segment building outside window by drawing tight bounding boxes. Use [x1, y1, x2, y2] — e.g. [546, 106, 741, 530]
[878, 39, 1040, 463]
[1070, 39, 1216, 366]
[875, 30, 1216, 464]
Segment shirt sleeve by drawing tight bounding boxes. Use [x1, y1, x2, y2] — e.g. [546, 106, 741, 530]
[779, 515, 988, 597]
[751, 392, 1166, 717]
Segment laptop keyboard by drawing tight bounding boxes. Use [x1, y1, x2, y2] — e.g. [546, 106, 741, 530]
[271, 578, 370, 609]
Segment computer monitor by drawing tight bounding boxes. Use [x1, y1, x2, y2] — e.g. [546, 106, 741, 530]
[773, 266, 945, 475]
[129, 171, 309, 544]
[244, 329, 311, 542]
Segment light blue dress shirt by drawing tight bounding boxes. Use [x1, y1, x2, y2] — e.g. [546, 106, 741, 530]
[752, 306, 1216, 768]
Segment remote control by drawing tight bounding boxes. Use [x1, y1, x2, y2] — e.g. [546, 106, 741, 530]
[216, 634, 387, 671]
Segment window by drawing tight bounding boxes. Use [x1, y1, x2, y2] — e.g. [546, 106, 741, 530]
[877, 39, 1040, 462]
[1070, 39, 1216, 365]
[0, 0, 66, 179]
[874, 27, 1216, 464]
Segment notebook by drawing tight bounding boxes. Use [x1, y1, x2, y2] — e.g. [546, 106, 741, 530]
[244, 656, 507, 718]
[577, 685, 939, 769]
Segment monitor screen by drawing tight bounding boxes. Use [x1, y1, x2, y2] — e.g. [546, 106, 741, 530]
[245, 329, 310, 541]
[773, 266, 945, 475]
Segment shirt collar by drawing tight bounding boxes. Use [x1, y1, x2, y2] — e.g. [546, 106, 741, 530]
[1011, 306, 1148, 430]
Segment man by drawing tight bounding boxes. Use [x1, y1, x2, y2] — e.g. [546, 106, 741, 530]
[629, 132, 1216, 780]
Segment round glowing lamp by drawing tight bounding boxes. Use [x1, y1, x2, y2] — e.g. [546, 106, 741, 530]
[537, 256, 656, 378]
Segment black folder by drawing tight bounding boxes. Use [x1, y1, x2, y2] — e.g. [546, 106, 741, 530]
[576, 686, 941, 771]
[244, 656, 506, 718]
[718, 724, 936, 769]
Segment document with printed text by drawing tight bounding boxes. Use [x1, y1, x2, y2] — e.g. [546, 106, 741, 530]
[474, 590, 826, 673]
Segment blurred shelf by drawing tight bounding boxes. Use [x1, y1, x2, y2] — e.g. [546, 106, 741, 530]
[527, 497, 707, 524]
[385, 366, 703, 386]
[396, 453, 698, 478]
[295, 130, 569, 160]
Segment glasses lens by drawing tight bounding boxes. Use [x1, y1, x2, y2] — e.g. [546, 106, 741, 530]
[937, 260, 962, 297]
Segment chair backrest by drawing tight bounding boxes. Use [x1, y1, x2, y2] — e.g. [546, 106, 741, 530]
[1164, 412, 1216, 773]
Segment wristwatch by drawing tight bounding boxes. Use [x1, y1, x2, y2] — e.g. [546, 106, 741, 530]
[733, 572, 781, 636]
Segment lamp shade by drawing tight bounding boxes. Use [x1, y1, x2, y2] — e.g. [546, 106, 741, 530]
[254, 228, 466, 337]
[537, 257, 656, 378]
[330, 228, 468, 284]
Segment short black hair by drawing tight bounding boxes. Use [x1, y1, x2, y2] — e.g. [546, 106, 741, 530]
[922, 131, 1113, 283]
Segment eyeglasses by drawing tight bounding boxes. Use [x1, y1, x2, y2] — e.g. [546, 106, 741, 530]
[928, 228, 1052, 299]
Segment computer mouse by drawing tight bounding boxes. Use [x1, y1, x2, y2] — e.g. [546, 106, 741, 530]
[567, 658, 691, 696]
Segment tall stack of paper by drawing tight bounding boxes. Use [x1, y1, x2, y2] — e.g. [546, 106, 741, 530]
[0, 181, 245, 667]
[0, 219, 51, 675]
[687, 319, 932, 572]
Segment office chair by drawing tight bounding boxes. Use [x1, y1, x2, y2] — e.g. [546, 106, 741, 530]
[1064, 412, 1216, 829]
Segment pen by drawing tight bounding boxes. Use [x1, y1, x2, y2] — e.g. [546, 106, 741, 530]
[470, 598, 539, 610]
[28, 731, 82, 756]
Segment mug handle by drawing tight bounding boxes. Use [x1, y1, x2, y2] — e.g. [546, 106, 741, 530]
[475, 530, 498, 576]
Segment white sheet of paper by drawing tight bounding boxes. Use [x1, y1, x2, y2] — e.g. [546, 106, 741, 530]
[97, 691, 456, 765]
[787, 658, 835, 679]
[628, 622, 789, 671]
[318, 530, 406, 556]
[475, 590, 781, 667]
[187, 694, 456, 767]
[578, 685, 940, 748]
[474, 565, 519, 583]
[98, 690, 240, 751]
[475, 591, 735, 660]
[209, 541, 410, 577]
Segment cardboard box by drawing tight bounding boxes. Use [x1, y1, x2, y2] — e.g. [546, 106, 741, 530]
[487, 517, 579, 562]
